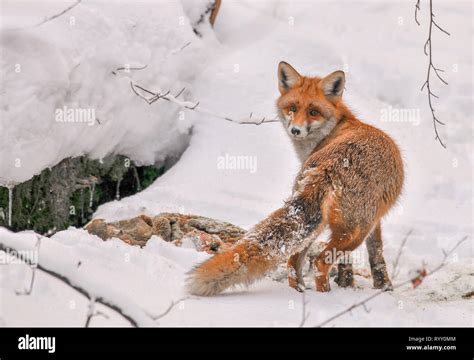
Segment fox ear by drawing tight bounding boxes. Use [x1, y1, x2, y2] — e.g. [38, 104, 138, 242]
[278, 61, 302, 94]
[320, 70, 345, 102]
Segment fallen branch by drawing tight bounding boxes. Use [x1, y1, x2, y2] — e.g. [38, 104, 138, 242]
[130, 81, 280, 125]
[84, 297, 110, 327]
[109, 39, 277, 126]
[314, 236, 468, 327]
[416, 0, 450, 148]
[0, 238, 153, 327]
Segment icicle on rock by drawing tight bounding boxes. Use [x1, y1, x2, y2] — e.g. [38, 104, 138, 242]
[116, 179, 121, 200]
[7, 185, 13, 228]
[133, 167, 141, 192]
[89, 182, 95, 208]
[80, 188, 84, 223]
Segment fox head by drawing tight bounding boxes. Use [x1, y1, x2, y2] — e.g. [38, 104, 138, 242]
[276, 61, 346, 141]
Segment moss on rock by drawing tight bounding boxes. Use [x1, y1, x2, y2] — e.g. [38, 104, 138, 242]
[0, 155, 163, 235]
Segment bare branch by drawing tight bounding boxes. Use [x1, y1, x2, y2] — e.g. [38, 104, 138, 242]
[130, 82, 280, 126]
[431, 65, 448, 85]
[415, 0, 421, 26]
[416, 0, 450, 148]
[314, 236, 468, 327]
[362, 303, 371, 314]
[147, 296, 195, 322]
[29, 0, 82, 29]
[0, 241, 149, 327]
[112, 64, 148, 76]
[132, 83, 155, 97]
[423, 237, 467, 275]
[84, 297, 110, 327]
[423, 39, 430, 56]
[392, 229, 413, 281]
[129, 81, 149, 102]
[299, 290, 310, 327]
[168, 41, 192, 56]
[420, 81, 428, 92]
[15, 235, 42, 296]
[110, 39, 278, 126]
[432, 19, 450, 36]
[3, 237, 193, 326]
[174, 87, 186, 99]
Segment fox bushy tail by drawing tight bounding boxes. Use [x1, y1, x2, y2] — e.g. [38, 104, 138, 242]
[186, 186, 326, 296]
[186, 240, 277, 296]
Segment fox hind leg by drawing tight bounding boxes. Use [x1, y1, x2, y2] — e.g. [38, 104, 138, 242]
[366, 223, 393, 290]
[289, 246, 355, 291]
[314, 225, 371, 292]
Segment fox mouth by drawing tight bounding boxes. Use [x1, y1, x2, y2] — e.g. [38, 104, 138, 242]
[289, 133, 308, 140]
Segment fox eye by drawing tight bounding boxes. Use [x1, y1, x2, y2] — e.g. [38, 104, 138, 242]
[309, 109, 319, 116]
[289, 105, 297, 113]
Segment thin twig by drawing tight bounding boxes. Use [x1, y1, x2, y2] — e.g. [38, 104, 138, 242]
[314, 236, 468, 327]
[112, 42, 190, 76]
[416, 0, 450, 148]
[168, 41, 192, 56]
[15, 235, 41, 296]
[130, 82, 279, 125]
[24, 0, 82, 29]
[147, 296, 194, 321]
[415, 0, 421, 26]
[392, 229, 413, 280]
[84, 297, 110, 327]
[299, 290, 310, 327]
[111, 64, 148, 76]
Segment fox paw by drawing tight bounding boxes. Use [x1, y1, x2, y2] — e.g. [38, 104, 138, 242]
[288, 277, 306, 292]
[372, 271, 393, 291]
[335, 270, 354, 288]
[315, 277, 331, 292]
[295, 282, 306, 293]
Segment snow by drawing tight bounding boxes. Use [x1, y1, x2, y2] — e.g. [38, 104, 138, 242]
[0, 0, 206, 185]
[1, 0, 472, 327]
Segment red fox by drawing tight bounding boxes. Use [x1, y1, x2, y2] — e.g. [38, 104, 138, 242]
[186, 61, 404, 296]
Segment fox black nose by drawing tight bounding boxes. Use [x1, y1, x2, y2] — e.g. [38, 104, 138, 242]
[291, 127, 301, 136]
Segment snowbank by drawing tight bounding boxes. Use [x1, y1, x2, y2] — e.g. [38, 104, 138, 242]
[0, 0, 214, 185]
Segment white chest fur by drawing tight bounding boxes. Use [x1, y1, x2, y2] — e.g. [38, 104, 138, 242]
[289, 118, 336, 162]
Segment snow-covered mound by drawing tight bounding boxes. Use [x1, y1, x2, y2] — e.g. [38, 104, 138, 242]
[0, 0, 214, 185]
[0, 0, 472, 327]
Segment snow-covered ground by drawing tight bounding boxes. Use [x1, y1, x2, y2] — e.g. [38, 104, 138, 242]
[0, 0, 472, 327]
